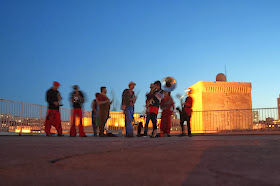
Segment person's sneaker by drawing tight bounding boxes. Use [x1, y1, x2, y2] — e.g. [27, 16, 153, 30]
[137, 134, 142, 137]
[69, 135, 76, 137]
[150, 131, 157, 138]
[167, 134, 171, 137]
[80, 135, 87, 137]
[46, 133, 53, 137]
[99, 134, 105, 137]
[188, 134, 192, 137]
[57, 134, 64, 137]
[93, 134, 98, 137]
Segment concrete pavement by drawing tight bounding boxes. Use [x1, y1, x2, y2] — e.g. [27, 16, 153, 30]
[0, 135, 280, 186]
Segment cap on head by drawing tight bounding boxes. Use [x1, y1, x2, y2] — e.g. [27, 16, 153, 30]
[128, 81, 136, 87]
[53, 81, 60, 87]
[186, 88, 191, 94]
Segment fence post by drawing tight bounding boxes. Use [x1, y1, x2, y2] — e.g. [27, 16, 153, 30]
[40, 105, 43, 132]
[19, 103, 22, 135]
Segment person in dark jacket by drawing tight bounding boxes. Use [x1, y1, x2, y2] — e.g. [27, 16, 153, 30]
[144, 80, 164, 138]
[44, 81, 63, 136]
[122, 81, 136, 137]
[180, 88, 193, 137]
[69, 85, 86, 137]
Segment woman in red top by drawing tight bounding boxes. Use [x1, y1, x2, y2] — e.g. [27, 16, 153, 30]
[159, 91, 174, 137]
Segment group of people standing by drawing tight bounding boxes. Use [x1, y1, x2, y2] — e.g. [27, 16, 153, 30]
[44, 80, 193, 138]
[45, 82, 87, 137]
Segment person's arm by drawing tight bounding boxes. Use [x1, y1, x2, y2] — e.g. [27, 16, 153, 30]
[91, 100, 95, 111]
[70, 92, 74, 103]
[131, 92, 136, 103]
[46, 90, 51, 103]
[98, 99, 110, 105]
[97, 94, 110, 105]
[121, 90, 127, 110]
[155, 91, 164, 102]
[80, 91, 85, 103]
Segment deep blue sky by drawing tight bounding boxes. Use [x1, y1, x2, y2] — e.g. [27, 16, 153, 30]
[1, 0, 279, 112]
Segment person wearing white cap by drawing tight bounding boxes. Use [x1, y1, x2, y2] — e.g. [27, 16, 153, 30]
[122, 81, 136, 137]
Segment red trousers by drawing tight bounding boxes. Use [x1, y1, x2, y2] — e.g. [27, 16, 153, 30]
[45, 109, 62, 135]
[160, 109, 172, 134]
[70, 108, 86, 136]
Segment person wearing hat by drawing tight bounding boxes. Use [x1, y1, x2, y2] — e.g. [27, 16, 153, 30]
[121, 81, 136, 137]
[69, 85, 86, 137]
[44, 81, 63, 136]
[179, 88, 193, 137]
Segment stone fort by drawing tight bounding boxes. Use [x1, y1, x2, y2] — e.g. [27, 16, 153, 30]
[189, 73, 252, 133]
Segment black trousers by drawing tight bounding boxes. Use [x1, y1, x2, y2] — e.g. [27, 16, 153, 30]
[92, 111, 97, 135]
[144, 112, 157, 134]
[137, 122, 143, 135]
[180, 112, 191, 136]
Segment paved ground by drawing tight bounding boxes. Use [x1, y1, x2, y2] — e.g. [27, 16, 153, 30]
[0, 134, 280, 186]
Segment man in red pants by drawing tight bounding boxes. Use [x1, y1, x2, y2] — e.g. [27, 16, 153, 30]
[70, 85, 87, 137]
[159, 91, 174, 137]
[44, 81, 63, 136]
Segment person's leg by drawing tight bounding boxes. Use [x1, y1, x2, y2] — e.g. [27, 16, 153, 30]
[161, 110, 168, 134]
[180, 117, 186, 135]
[70, 109, 77, 136]
[125, 106, 134, 136]
[124, 111, 128, 135]
[186, 116, 192, 137]
[99, 109, 105, 136]
[44, 109, 52, 135]
[77, 109, 86, 136]
[151, 113, 158, 137]
[92, 112, 97, 136]
[167, 110, 172, 135]
[137, 122, 143, 136]
[54, 110, 62, 136]
[144, 113, 151, 135]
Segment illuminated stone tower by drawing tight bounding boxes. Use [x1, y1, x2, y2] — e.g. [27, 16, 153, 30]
[189, 73, 252, 133]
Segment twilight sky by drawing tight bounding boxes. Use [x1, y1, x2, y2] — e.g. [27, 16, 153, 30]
[0, 0, 279, 113]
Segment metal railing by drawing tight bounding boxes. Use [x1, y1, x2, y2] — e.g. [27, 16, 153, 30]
[1, 98, 280, 134]
[0, 99, 71, 134]
[171, 108, 279, 133]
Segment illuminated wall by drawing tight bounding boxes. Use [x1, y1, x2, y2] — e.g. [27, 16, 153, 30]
[278, 95, 280, 120]
[189, 81, 252, 133]
[74, 111, 160, 133]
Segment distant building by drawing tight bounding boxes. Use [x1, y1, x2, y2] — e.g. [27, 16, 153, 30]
[253, 111, 259, 123]
[189, 73, 252, 133]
